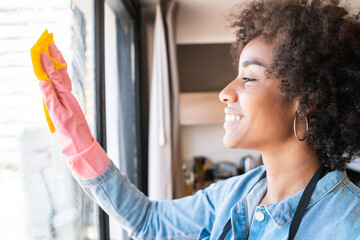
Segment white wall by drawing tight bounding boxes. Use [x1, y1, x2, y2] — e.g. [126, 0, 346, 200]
[175, 0, 242, 44]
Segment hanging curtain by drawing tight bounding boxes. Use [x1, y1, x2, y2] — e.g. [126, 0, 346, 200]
[148, 1, 185, 200]
[165, 1, 186, 199]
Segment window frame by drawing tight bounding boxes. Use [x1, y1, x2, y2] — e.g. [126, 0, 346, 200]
[94, 0, 146, 239]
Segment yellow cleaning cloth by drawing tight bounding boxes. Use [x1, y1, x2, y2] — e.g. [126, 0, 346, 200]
[31, 29, 66, 133]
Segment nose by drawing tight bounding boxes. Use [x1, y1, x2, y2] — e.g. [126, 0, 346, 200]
[219, 80, 238, 104]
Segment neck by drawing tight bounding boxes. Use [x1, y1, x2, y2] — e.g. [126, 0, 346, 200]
[259, 139, 322, 205]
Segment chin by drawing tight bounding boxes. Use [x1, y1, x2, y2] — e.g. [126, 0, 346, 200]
[223, 136, 239, 149]
[223, 134, 255, 150]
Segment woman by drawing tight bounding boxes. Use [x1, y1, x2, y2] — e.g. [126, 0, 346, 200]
[38, 0, 360, 239]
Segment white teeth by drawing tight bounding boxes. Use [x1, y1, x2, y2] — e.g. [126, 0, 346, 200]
[225, 114, 243, 122]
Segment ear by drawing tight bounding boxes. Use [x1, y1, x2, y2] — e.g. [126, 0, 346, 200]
[296, 100, 319, 116]
[306, 103, 318, 116]
[292, 98, 300, 114]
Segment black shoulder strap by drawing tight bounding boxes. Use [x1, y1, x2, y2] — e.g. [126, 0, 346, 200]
[218, 171, 267, 240]
[288, 166, 325, 240]
[218, 219, 232, 240]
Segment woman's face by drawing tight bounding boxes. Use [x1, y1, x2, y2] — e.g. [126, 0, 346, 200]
[219, 37, 298, 151]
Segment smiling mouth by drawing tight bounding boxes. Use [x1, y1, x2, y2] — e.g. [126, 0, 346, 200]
[225, 114, 244, 122]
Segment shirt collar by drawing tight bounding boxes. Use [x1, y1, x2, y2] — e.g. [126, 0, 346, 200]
[246, 177, 267, 226]
[246, 168, 347, 228]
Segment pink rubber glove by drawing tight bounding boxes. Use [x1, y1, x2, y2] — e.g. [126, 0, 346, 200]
[39, 43, 110, 179]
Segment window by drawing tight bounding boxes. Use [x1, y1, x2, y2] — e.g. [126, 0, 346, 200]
[103, 1, 142, 239]
[0, 0, 100, 239]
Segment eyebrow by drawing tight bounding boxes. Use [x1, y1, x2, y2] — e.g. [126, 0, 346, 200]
[242, 60, 266, 68]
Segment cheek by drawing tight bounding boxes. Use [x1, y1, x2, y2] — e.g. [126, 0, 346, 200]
[242, 90, 293, 137]
[240, 90, 271, 120]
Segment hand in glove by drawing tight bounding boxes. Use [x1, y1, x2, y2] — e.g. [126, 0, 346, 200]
[39, 43, 110, 179]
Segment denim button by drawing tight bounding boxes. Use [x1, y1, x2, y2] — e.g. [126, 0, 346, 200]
[255, 211, 265, 221]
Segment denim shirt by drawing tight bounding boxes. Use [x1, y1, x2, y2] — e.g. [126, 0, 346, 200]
[75, 161, 360, 240]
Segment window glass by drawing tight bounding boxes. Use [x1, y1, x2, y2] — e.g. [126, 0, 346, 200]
[0, 0, 99, 239]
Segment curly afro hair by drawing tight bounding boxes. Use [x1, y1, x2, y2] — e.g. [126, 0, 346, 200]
[229, 0, 360, 171]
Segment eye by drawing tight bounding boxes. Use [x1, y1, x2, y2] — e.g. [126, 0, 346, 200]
[242, 77, 256, 83]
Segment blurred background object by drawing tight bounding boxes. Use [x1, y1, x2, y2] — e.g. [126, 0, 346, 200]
[188, 154, 263, 194]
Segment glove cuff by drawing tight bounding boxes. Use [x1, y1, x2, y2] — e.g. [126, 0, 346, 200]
[67, 138, 111, 180]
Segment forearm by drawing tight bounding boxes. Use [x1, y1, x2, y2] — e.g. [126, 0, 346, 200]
[71, 147, 215, 239]
[75, 161, 151, 238]
[67, 138, 110, 180]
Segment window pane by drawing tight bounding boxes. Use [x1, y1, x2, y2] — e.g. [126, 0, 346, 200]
[0, 0, 99, 239]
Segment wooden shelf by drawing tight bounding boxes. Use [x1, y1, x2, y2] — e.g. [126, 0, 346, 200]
[179, 92, 225, 125]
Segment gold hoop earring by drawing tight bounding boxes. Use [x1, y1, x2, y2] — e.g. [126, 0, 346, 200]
[293, 113, 309, 141]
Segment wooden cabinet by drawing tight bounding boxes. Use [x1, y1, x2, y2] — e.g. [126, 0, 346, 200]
[179, 92, 224, 125]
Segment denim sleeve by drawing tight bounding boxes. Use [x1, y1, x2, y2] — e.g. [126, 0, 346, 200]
[75, 161, 216, 240]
